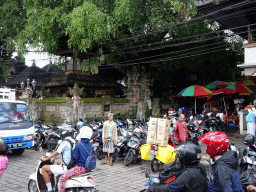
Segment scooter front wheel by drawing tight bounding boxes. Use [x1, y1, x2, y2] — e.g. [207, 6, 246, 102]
[28, 179, 39, 192]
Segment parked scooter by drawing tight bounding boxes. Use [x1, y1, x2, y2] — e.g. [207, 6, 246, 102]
[124, 131, 146, 166]
[34, 123, 52, 151]
[114, 128, 130, 160]
[28, 149, 99, 192]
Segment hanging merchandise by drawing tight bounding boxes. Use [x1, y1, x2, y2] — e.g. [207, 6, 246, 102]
[233, 99, 244, 104]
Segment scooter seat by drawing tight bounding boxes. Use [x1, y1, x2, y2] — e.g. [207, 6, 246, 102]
[71, 172, 91, 179]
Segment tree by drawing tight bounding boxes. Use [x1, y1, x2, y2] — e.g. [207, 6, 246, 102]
[0, 0, 26, 82]
[0, 0, 243, 94]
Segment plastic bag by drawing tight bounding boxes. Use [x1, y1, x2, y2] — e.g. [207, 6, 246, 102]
[155, 145, 176, 164]
[140, 144, 151, 160]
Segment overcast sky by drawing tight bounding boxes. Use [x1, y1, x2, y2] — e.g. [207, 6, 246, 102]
[12, 44, 61, 68]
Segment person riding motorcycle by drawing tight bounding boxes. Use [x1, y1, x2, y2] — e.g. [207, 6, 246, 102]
[199, 131, 244, 192]
[146, 142, 208, 192]
[40, 130, 75, 192]
[58, 126, 93, 192]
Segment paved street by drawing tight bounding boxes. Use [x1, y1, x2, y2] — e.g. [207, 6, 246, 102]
[0, 131, 245, 192]
[0, 147, 155, 192]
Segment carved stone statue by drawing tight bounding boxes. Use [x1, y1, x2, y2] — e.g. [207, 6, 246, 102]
[152, 99, 160, 117]
[136, 100, 145, 120]
[31, 101, 39, 122]
[65, 100, 73, 123]
[78, 101, 86, 120]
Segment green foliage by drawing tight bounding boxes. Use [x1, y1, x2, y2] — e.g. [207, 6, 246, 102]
[0, 0, 244, 90]
[66, 1, 110, 53]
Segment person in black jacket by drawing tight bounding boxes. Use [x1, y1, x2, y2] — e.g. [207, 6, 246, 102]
[146, 142, 208, 192]
[200, 131, 244, 192]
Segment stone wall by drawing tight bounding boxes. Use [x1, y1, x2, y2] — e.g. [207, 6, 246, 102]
[29, 101, 129, 125]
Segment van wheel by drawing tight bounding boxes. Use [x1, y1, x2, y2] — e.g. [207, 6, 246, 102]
[12, 148, 25, 155]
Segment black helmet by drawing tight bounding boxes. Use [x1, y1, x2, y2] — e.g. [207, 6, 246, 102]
[243, 134, 255, 146]
[0, 137, 8, 155]
[61, 130, 73, 138]
[79, 118, 83, 122]
[175, 142, 201, 166]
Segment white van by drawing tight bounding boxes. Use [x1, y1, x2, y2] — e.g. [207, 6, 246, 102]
[0, 99, 34, 155]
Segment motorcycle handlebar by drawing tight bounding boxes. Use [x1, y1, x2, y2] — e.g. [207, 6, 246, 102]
[248, 151, 256, 157]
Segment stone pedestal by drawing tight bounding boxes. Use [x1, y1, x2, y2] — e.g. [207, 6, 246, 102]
[238, 110, 248, 135]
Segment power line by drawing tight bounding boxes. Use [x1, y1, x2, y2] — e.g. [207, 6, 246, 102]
[108, 0, 252, 44]
[1, 23, 250, 68]
[104, 26, 254, 59]
[107, 21, 255, 55]
[2, 0, 251, 56]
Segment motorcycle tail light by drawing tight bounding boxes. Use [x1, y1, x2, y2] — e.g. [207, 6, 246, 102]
[93, 139, 97, 142]
[45, 132, 48, 135]
[87, 177, 95, 185]
[37, 133, 40, 137]
[151, 145, 155, 150]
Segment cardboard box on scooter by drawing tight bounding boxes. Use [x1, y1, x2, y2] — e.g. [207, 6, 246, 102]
[147, 117, 158, 144]
[147, 118, 170, 146]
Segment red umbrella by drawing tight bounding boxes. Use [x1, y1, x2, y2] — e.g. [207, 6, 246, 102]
[244, 106, 252, 110]
[207, 88, 236, 100]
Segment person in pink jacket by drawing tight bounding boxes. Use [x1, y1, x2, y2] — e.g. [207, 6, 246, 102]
[0, 137, 8, 178]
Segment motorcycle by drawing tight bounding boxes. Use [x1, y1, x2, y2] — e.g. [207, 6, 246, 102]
[90, 130, 104, 160]
[124, 131, 146, 166]
[28, 149, 99, 192]
[114, 128, 130, 160]
[34, 124, 52, 151]
[140, 163, 184, 192]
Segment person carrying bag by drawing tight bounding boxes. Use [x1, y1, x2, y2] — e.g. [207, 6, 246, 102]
[58, 126, 95, 192]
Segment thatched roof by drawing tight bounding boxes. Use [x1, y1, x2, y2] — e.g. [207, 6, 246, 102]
[45, 71, 121, 89]
[4, 65, 51, 87]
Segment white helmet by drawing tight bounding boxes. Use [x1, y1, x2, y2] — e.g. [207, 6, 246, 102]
[78, 126, 93, 139]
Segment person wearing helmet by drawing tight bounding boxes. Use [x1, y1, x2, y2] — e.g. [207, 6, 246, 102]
[58, 126, 93, 192]
[0, 137, 8, 178]
[40, 130, 75, 192]
[76, 118, 84, 130]
[146, 142, 208, 192]
[199, 131, 244, 192]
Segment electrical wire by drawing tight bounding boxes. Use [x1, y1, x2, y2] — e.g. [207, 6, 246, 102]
[2, 0, 253, 55]
[109, 0, 253, 43]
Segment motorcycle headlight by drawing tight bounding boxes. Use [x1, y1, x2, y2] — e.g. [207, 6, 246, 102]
[24, 134, 33, 141]
[152, 177, 160, 185]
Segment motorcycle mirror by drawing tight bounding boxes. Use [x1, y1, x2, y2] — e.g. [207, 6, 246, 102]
[145, 170, 150, 178]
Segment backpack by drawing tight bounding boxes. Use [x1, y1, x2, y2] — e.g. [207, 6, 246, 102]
[80, 142, 96, 171]
[62, 139, 77, 170]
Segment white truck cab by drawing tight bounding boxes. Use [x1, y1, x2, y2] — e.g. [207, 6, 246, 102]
[0, 88, 34, 155]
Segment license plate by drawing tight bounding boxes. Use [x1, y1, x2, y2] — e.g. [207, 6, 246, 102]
[148, 150, 157, 155]
[92, 143, 99, 147]
[9, 143, 23, 149]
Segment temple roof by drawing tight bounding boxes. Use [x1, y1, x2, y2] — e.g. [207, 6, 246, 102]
[4, 65, 51, 87]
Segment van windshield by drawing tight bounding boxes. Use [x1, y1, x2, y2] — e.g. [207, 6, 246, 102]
[0, 102, 32, 123]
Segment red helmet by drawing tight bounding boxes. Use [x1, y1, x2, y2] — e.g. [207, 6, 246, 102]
[199, 131, 229, 156]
